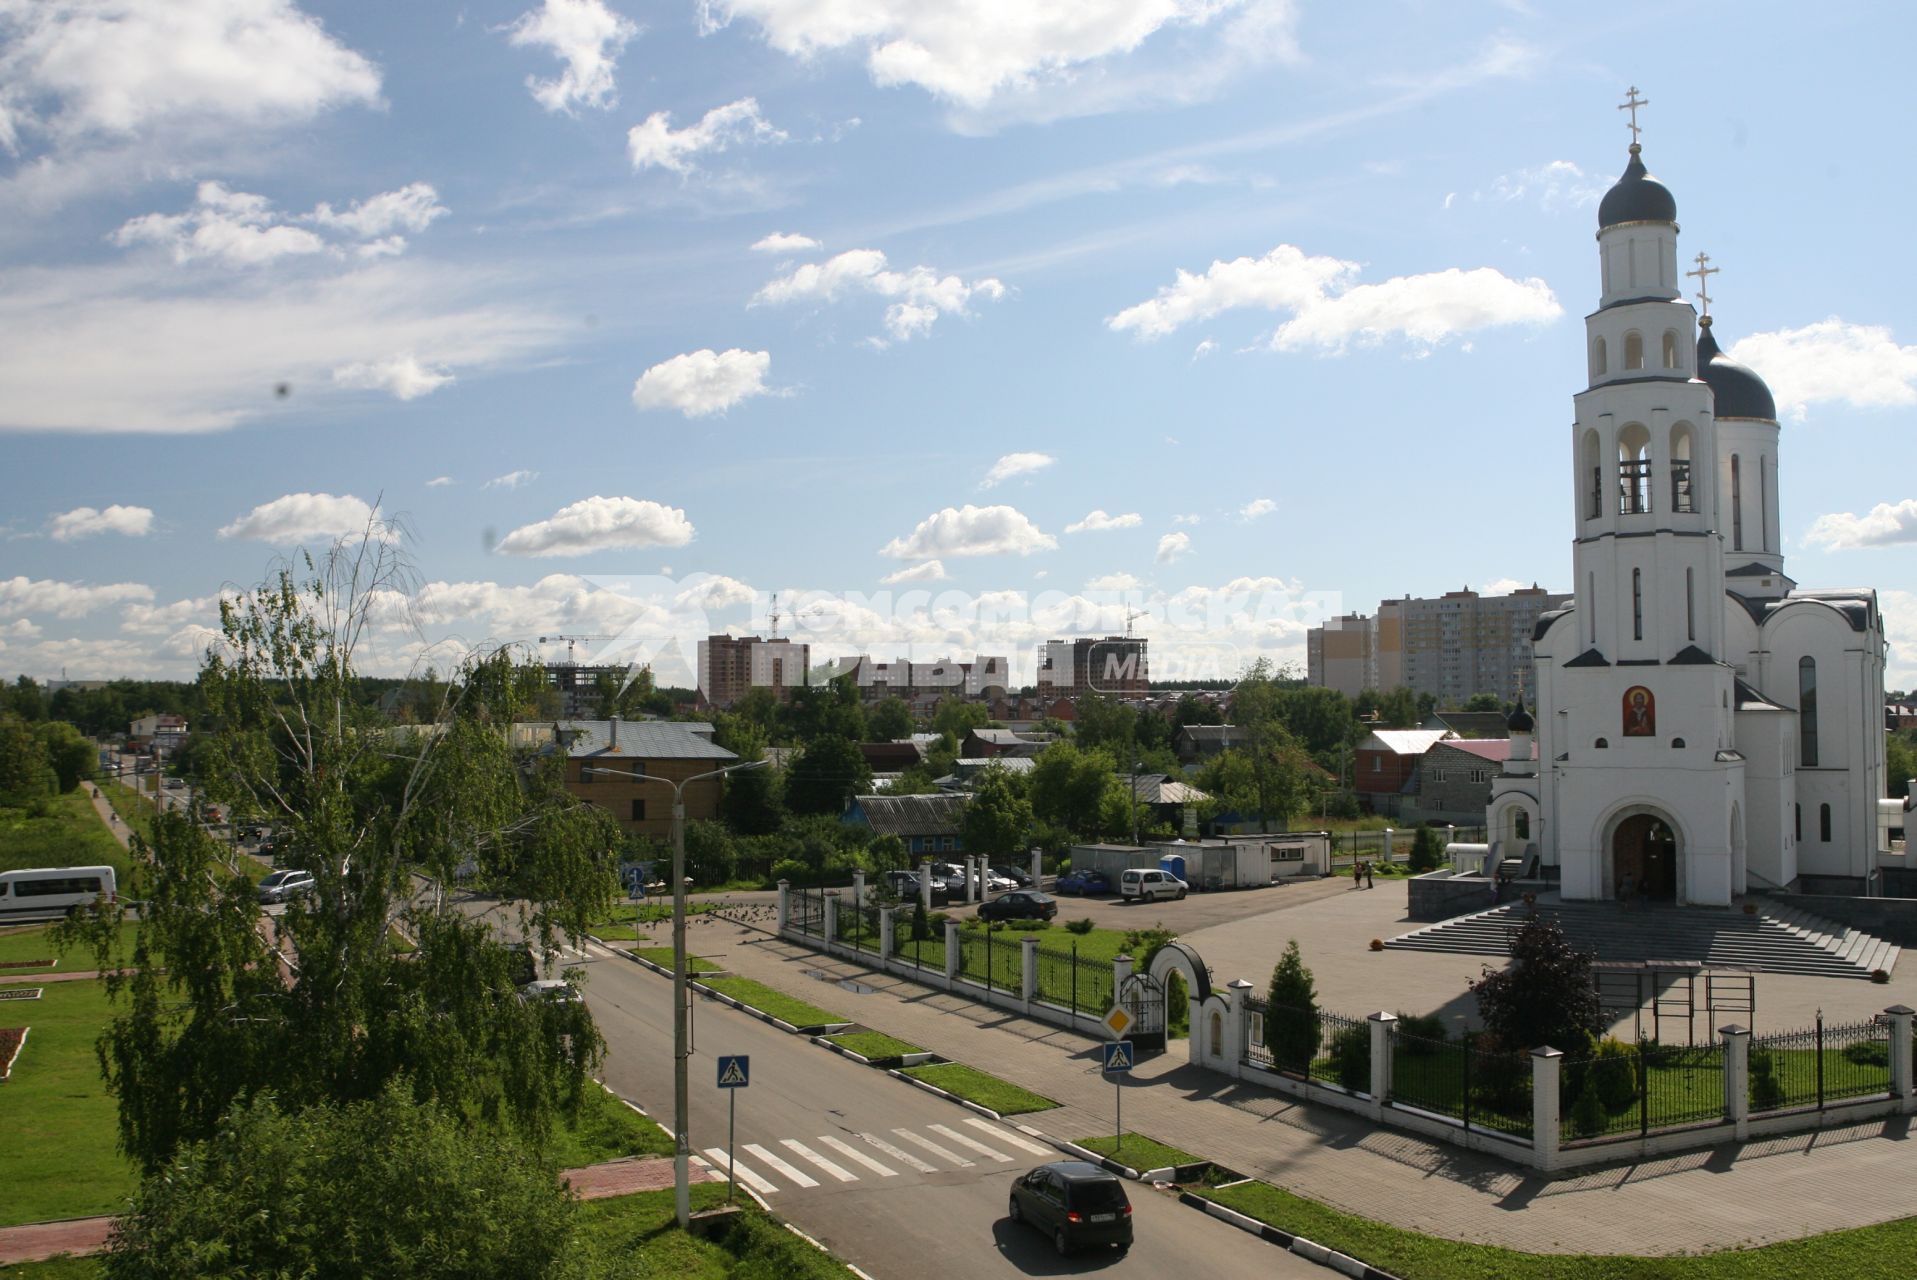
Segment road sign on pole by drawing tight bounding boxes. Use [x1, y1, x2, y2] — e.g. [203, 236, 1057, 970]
[1102, 1039, 1132, 1152]
[1102, 1041, 1134, 1074]
[716, 1054, 749, 1206]
[716, 1055, 750, 1088]
[1102, 1004, 1134, 1040]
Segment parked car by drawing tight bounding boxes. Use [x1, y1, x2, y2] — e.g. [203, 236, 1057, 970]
[1007, 1161, 1132, 1256]
[517, 978, 582, 1004]
[257, 869, 315, 904]
[981, 870, 1019, 893]
[1053, 869, 1113, 896]
[976, 890, 1057, 922]
[1120, 867, 1187, 902]
[990, 864, 1035, 888]
[884, 869, 951, 904]
[931, 863, 969, 895]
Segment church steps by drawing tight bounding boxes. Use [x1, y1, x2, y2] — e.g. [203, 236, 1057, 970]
[1384, 901, 1895, 978]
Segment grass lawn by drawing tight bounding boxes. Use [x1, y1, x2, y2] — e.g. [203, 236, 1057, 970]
[894, 921, 1136, 1004]
[1199, 1179, 1917, 1280]
[0, 981, 139, 1227]
[900, 1062, 1057, 1115]
[825, 1030, 925, 1060]
[697, 976, 845, 1029]
[0, 922, 138, 976]
[0, 1257, 100, 1279]
[635, 947, 724, 974]
[1073, 1132, 1199, 1170]
[0, 791, 132, 882]
[97, 780, 156, 850]
[546, 1084, 673, 1167]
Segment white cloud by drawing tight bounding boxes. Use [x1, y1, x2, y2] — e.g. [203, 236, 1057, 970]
[495, 496, 695, 557]
[981, 451, 1055, 488]
[0, 576, 153, 618]
[1805, 499, 1917, 551]
[673, 574, 756, 609]
[881, 560, 948, 585]
[628, 98, 785, 174]
[631, 348, 772, 417]
[1109, 243, 1560, 353]
[218, 492, 380, 544]
[752, 231, 822, 254]
[1729, 320, 1917, 421]
[1477, 577, 1528, 595]
[1086, 572, 1141, 591]
[426, 476, 455, 487]
[1484, 160, 1602, 210]
[1065, 509, 1142, 534]
[307, 182, 448, 240]
[753, 247, 1004, 344]
[48, 504, 154, 541]
[484, 469, 539, 491]
[120, 595, 223, 635]
[331, 353, 455, 401]
[113, 181, 448, 267]
[0, 0, 381, 149]
[505, 0, 638, 114]
[1192, 338, 1217, 360]
[880, 505, 1057, 560]
[1172, 513, 1200, 525]
[1240, 497, 1275, 520]
[1156, 531, 1191, 563]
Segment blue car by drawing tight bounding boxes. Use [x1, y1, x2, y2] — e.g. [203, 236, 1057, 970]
[1054, 869, 1112, 896]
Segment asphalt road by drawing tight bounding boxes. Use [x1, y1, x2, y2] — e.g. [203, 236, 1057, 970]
[581, 942, 1319, 1280]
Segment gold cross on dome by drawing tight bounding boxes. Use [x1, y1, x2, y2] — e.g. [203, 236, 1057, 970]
[1619, 86, 1649, 144]
[1687, 251, 1719, 317]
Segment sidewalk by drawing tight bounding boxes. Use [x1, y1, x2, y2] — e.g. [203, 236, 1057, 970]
[666, 914, 1917, 1258]
[0, 1157, 711, 1264]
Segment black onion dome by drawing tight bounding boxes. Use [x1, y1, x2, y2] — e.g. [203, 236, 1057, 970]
[1506, 704, 1535, 734]
[1697, 321, 1777, 420]
[1598, 145, 1677, 228]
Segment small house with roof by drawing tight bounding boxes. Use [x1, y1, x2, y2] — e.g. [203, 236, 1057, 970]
[842, 793, 971, 855]
[534, 717, 737, 840]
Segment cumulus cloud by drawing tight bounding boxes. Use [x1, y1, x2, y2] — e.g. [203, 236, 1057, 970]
[674, 574, 756, 609]
[1477, 577, 1529, 596]
[1240, 497, 1275, 520]
[1156, 531, 1191, 563]
[1086, 572, 1142, 591]
[112, 180, 446, 267]
[1109, 243, 1560, 353]
[752, 248, 1005, 344]
[506, 0, 638, 113]
[331, 353, 455, 400]
[631, 348, 772, 417]
[494, 496, 695, 557]
[1805, 499, 1917, 551]
[752, 231, 821, 254]
[879, 505, 1057, 560]
[881, 560, 948, 585]
[628, 97, 785, 174]
[48, 504, 154, 541]
[1065, 509, 1142, 534]
[981, 452, 1055, 488]
[0, 0, 381, 151]
[1172, 513, 1200, 525]
[1728, 320, 1917, 421]
[120, 595, 224, 635]
[218, 492, 380, 543]
[484, 469, 539, 491]
[1484, 160, 1603, 210]
[426, 476, 455, 487]
[306, 182, 448, 241]
[0, 576, 153, 618]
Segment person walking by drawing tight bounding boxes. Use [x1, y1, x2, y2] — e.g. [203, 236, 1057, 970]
[1365, 861, 1375, 890]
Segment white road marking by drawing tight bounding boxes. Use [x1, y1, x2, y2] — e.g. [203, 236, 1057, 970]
[818, 1135, 898, 1177]
[930, 1124, 1013, 1162]
[745, 1142, 820, 1188]
[895, 1128, 972, 1168]
[858, 1131, 937, 1173]
[782, 1139, 858, 1183]
[703, 1147, 776, 1195]
[963, 1118, 1051, 1155]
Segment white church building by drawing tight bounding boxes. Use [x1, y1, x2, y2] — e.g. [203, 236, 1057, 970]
[1482, 112, 1892, 907]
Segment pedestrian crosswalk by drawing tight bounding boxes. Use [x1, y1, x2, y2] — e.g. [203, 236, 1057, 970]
[692, 1118, 1052, 1194]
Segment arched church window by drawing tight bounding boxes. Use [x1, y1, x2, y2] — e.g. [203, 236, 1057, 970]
[1669, 424, 1695, 513]
[1618, 424, 1651, 514]
[1686, 567, 1696, 641]
[1794, 804, 1802, 842]
[1759, 457, 1770, 554]
[1799, 657, 1819, 767]
[1632, 568, 1644, 641]
[1730, 455, 1744, 550]
[1592, 337, 1608, 379]
[1820, 803, 1832, 842]
[1594, 738, 1609, 749]
[1672, 737, 1686, 749]
[1583, 430, 1602, 520]
[1624, 331, 1644, 370]
[1662, 330, 1680, 369]
[1515, 811, 1530, 840]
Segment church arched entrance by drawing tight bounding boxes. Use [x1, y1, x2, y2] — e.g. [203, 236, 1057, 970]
[1613, 813, 1678, 901]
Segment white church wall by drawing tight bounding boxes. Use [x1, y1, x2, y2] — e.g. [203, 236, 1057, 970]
[1733, 707, 1796, 891]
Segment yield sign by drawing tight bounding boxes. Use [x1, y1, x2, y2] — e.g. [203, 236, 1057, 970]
[1102, 1004, 1133, 1039]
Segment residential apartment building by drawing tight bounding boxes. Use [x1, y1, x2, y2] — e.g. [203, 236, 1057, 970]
[534, 718, 736, 841]
[1307, 587, 1568, 704]
[696, 635, 809, 708]
[1305, 613, 1377, 698]
[1035, 636, 1149, 698]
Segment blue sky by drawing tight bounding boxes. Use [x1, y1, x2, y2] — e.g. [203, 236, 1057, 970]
[3, 0, 1915, 690]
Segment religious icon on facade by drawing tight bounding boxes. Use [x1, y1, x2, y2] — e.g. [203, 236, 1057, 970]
[1622, 685, 1656, 737]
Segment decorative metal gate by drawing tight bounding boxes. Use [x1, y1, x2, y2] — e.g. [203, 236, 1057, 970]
[790, 886, 826, 938]
[1119, 973, 1166, 1055]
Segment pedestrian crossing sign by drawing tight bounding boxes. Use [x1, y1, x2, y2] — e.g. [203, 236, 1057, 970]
[1102, 1040, 1134, 1074]
[716, 1055, 750, 1088]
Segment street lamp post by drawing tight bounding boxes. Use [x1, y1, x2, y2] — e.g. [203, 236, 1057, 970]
[585, 757, 768, 1229]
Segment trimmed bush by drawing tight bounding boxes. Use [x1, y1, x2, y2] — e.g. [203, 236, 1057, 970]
[1329, 1020, 1371, 1093]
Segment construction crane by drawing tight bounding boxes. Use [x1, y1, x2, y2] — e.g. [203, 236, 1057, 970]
[1124, 607, 1147, 637]
[538, 634, 614, 665]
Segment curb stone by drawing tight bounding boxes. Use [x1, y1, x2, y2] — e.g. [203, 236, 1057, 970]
[1175, 1191, 1402, 1280]
[884, 1067, 1008, 1121]
[608, 946, 849, 1036]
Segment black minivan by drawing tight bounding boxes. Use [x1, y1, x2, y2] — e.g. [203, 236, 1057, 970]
[1007, 1161, 1132, 1255]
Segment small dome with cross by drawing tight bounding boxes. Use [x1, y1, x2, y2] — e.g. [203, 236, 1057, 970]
[1598, 144, 1677, 229]
[1697, 321, 1777, 422]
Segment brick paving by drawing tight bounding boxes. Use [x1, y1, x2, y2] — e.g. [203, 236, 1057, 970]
[651, 908, 1917, 1258]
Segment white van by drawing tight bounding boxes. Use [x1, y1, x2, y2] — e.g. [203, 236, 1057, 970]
[1120, 868, 1187, 902]
[0, 866, 118, 918]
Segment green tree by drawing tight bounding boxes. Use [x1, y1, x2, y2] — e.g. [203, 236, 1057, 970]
[0, 714, 55, 805]
[1265, 940, 1319, 1073]
[1355, 687, 1421, 729]
[782, 674, 867, 744]
[1270, 686, 1355, 759]
[715, 722, 784, 835]
[103, 1088, 580, 1280]
[1407, 825, 1445, 873]
[37, 720, 94, 793]
[66, 532, 618, 1173]
[931, 696, 989, 740]
[960, 764, 1032, 857]
[868, 695, 915, 741]
[6, 675, 47, 721]
[1887, 731, 1916, 800]
[1471, 915, 1605, 1054]
[783, 734, 871, 816]
[1029, 741, 1123, 839]
[1070, 694, 1136, 754]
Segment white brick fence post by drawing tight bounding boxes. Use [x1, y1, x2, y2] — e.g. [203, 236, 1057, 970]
[1886, 1005, 1914, 1111]
[776, 880, 791, 932]
[944, 919, 962, 981]
[852, 869, 865, 911]
[1021, 935, 1039, 1006]
[822, 890, 838, 947]
[1367, 1012, 1396, 1121]
[1225, 980, 1254, 1079]
[1530, 1047, 1562, 1174]
[879, 907, 897, 966]
[1721, 1024, 1750, 1140]
[920, 859, 934, 914]
[1030, 848, 1043, 886]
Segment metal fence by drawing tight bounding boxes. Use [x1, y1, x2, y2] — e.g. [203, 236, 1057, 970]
[1385, 1027, 1532, 1139]
[954, 926, 1026, 994]
[790, 886, 826, 938]
[1560, 1041, 1725, 1142]
[1311, 1009, 1372, 1094]
[1033, 939, 1111, 1016]
[1750, 1014, 1892, 1113]
[835, 902, 883, 956]
[1327, 826, 1487, 868]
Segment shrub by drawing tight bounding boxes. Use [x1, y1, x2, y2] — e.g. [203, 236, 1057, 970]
[1568, 1079, 1607, 1138]
[1394, 1011, 1448, 1046]
[1470, 915, 1604, 1055]
[1065, 917, 1095, 936]
[1587, 1036, 1640, 1112]
[1843, 1039, 1890, 1068]
[768, 857, 809, 887]
[1407, 826, 1444, 874]
[1328, 1020, 1371, 1092]
[1266, 940, 1319, 1073]
[1749, 1046, 1786, 1111]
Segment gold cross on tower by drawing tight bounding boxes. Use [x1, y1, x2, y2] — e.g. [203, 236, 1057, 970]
[1686, 251, 1719, 318]
[1618, 86, 1649, 145]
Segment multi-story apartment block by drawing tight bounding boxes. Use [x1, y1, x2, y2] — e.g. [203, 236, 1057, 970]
[1307, 588, 1569, 704]
[1035, 637, 1149, 698]
[696, 635, 809, 708]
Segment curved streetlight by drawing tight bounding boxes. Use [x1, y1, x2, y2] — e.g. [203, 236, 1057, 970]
[583, 757, 768, 1229]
